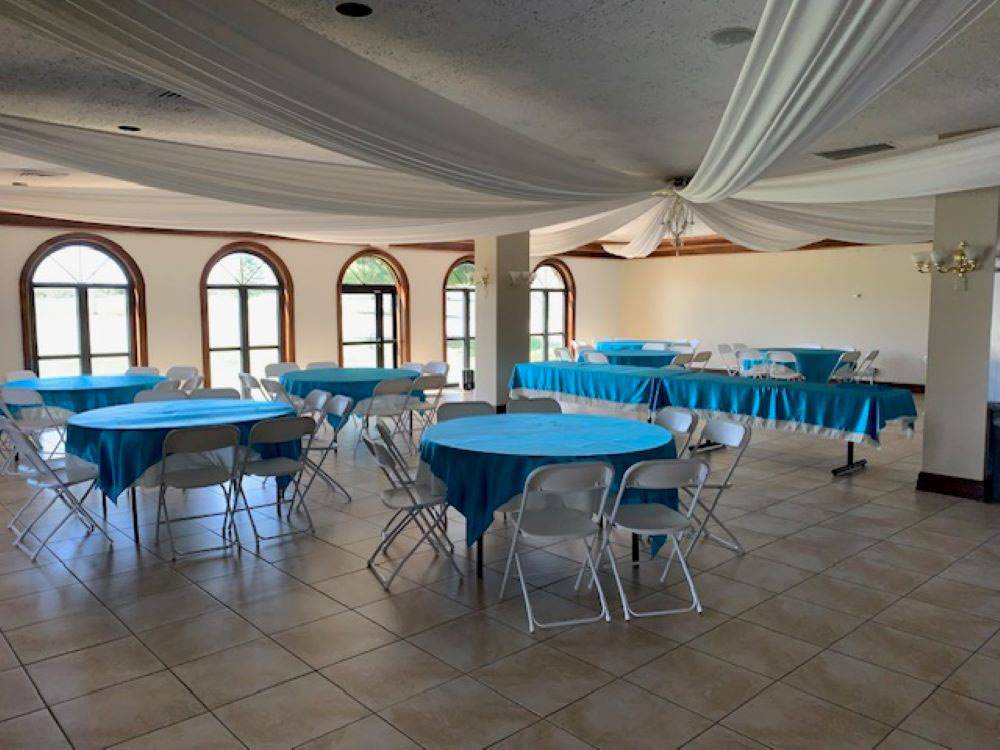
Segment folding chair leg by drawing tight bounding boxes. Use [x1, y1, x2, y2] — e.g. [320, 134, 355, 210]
[517, 544, 611, 634]
[610, 533, 701, 619]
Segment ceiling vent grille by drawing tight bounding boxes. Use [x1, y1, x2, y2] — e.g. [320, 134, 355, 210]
[814, 143, 895, 161]
[18, 169, 69, 178]
[155, 89, 184, 100]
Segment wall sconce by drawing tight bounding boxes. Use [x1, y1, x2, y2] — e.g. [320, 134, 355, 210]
[507, 270, 535, 288]
[913, 241, 980, 290]
[473, 268, 490, 288]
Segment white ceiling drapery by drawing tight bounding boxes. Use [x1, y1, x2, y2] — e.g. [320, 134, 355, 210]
[0, 0, 994, 256]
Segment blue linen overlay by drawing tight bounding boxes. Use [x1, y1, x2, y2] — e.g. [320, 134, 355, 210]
[280, 367, 420, 423]
[579, 350, 679, 368]
[419, 413, 676, 546]
[509, 361, 681, 411]
[595, 339, 683, 352]
[739, 347, 846, 383]
[66, 399, 298, 500]
[4, 374, 166, 413]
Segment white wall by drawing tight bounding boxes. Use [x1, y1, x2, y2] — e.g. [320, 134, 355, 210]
[0, 225, 621, 377]
[618, 243, 932, 384]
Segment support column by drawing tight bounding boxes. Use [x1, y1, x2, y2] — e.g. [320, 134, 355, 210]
[919, 188, 999, 499]
[474, 232, 530, 407]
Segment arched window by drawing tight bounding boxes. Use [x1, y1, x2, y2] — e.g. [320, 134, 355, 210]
[443, 257, 475, 385]
[337, 250, 409, 367]
[201, 243, 293, 388]
[530, 259, 575, 362]
[20, 234, 147, 376]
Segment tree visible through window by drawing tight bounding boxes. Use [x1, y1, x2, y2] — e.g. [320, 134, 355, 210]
[27, 242, 135, 376]
[444, 259, 475, 385]
[339, 254, 401, 367]
[530, 262, 571, 361]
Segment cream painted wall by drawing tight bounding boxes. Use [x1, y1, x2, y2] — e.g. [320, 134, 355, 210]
[618, 243, 932, 384]
[0, 225, 619, 378]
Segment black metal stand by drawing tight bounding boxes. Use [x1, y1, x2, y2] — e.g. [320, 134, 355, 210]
[831, 441, 868, 477]
[632, 533, 640, 568]
[129, 487, 139, 544]
[476, 537, 484, 579]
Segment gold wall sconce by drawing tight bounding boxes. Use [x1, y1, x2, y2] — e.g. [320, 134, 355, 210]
[913, 241, 980, 290]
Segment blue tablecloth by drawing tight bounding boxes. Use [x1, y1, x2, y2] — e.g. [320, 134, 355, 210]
[509, 362, 685, 412]
[660, 373, 916, 444]
[739, 348, 847, 383]
[420, 414, 677, 545]
[66, 400, 298, 500]
[281, 368, 418, 402]
[580, 350, 679, 368]
[4, 375, 166, 413]
[596, 339, 684, 352]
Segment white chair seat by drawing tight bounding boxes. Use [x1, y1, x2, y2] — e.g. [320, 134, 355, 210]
[378, 484, 445, 510]
[242, 456, 302, 477]
[612, 503, 691, 534]
[26, 461, 98, 489]
[161, 465, 231, 489]
[518, 507, 598, 539]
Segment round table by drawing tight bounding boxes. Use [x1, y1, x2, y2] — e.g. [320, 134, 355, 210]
[419, 413, 676, 548]
[4, 374, 166, 413]
[280, 367, 419, 404]
[579, 350, 678, 368]
[66, 399, 296, 502]
[742, 347, 847, 383]
[595, 339, 684, 352]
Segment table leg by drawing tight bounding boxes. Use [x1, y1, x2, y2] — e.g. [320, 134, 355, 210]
[832, 441, 868, 477]
[130, 488, 139, 545]
[101, 492, 107, 519]
[632, 533, 639, 568]
[477, 536, 484, 579]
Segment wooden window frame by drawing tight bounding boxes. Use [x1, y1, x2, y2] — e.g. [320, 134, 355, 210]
[19, 232, 148, 373]
[336, 248, 410, 367]
[200, 241, 294, 386]
[441, 255, 475, 386]
[530, 258, 576, 361]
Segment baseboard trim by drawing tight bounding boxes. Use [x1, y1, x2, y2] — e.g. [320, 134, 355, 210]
[916, 471, 985, 501]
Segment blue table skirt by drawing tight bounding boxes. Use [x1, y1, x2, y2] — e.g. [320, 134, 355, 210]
[579, 350, 679, 368]
[4, 375, 166, 413]
[419, 414, 677, 546]
[740, 348, 846, 383]
[661, 373, 916, 444]
[596, 339, 683, 352]
[66, 400, 299, 500]
[510, 362, 689, 414]
[281, 367, 420, 423]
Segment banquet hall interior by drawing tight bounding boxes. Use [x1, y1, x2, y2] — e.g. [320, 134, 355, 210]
[1, 1, 1000, 748]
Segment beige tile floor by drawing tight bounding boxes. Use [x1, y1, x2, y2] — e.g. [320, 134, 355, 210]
[1, 400, 999, 748]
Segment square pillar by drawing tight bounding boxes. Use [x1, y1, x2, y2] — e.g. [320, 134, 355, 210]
[474, 232, 530, 406]
[919, 187, 1000, 499]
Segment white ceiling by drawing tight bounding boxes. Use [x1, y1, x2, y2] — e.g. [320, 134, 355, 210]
[1, 1, 999, 216]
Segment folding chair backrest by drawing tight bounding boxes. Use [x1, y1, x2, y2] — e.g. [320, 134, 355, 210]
[374, 378, 416, 397]
[261, 378, 295, 404]
[552, 347, 572, 361]
[362, 434, 411, 489]
[306, 361, 339, 370]
[248, 415, 315, 447]
[690, 351, 712, 367]
[326, 395, 354, 432]
[701, 418, 750, 450]
[767, 350, 797, 365]
[300, 389, 330, 418]
[180, 375, 203, 393]
[375, 420, 410, 469]
[582, 351, 609, 364]
[654, 406, 697, 437]
[575, 344, 595, 357]
[165, 366, 199, 381]
[521, 461, 613, 516]
[1, 388, 43, 407]
[858, 350, 879, 368]
[400, 362, 424, 373]
[621, 458, 709, 491]
[506, 397, 562, 414]
[264, 362, 300, 378]
[125, 366, 160, 375]
[422, 361, 449, 376]
[6, 370, 37, 382]
[238, 372, 262, 399]
[436, 401, 494, 422]
[189, 387, 241, 400]
[829, 350, 861, 381]
[411, 374, 446, 392]
[154, 379, 181, 392]
[1, 418, 53, 477]
[669, 353, 694, 368]
[135, 389, 189, 403]
[642, 342, 668, 351]
[163, 424, 240, 457]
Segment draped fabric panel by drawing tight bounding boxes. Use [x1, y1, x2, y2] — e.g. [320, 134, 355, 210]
[680, 0, 993, 203]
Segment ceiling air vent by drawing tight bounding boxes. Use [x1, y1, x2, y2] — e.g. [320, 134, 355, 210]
[155, 89, 184, 100]
[814, 143, 895, 161]
[18, 169, 69, 178]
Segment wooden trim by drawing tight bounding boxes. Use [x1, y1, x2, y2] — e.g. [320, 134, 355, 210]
[441, 254, 475, 364]
[532, 258, 577, 349]
[19, 232, 149, 371]
[916, 471, 985, 501]
[335, 248, 411, 366]
[199, 241, 295, 386]
[564, 236, 859, 259]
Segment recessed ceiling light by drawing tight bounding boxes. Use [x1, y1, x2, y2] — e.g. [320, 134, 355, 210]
[117, 124, 141, 132]
[709, 26, 755, 47]
[336, 2, 372, 17]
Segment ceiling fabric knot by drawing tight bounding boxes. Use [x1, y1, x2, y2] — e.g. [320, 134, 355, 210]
[0, 0, 994, 256]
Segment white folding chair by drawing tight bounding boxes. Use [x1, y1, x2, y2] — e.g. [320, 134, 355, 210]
[6, 370, 37, 382]
[575, 344, 596, 359]
[642, 342, 668, 351]
[422, 361, 449, 377]
[179, 375, 203, 394]
[1, 387, 67, 455]
[2, 417, 112, 561]
[125, 366, 160, 375]
[716, 344, 738, 376]
[189, 387, 241, 400]
[234, 416, 318, 549]
[552, 347, 573, 361]
[261, 378, 305, 411]
[735, 348, 769, 378]
[165, 366, 199, 381]
[653, 407, 699, 456]
[134, 390, 189, 403]
[436, 400, 494, 422]
[664, 353, 694, 370]
[400, 362, 424, 373]
[238, 372, 267, 400]
[153, 379, 182, 392]
[362, 434, 458, 590]
[683, 419, 749, 557]
[506, 397, 562, 414]
[828, 350, 861, 383]
[302, 395, 354, 501]
[306, 361, 339, 370]
[405, 374, 447, 431]
[498, 462, 614, 633]
[852, 350, 880, 383]
[687, 350, 712, 370]
[766, 350, 805, 381]
[264, 362, 300, 378]
[602, 458, 709, 619]
[354, 378, 413, 441]
[670, 344, 695, 354]
[582, 351, 609, 364]
[154, 424, 240, 560]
